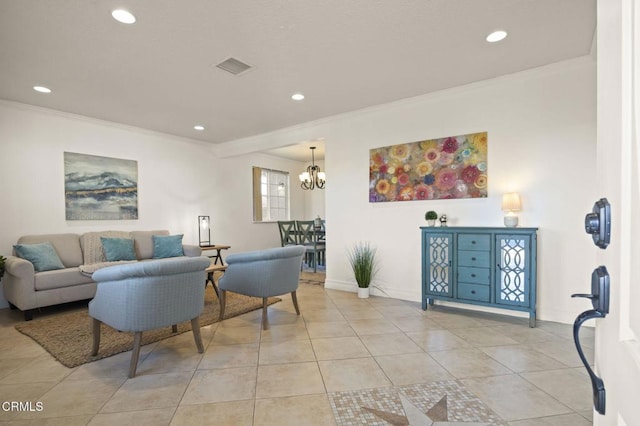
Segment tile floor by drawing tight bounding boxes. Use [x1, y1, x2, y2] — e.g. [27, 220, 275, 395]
[0, 283, 595, 425]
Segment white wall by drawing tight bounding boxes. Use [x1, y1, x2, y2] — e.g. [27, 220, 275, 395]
[0, 58, 597, 323]
[0, 101, 307, 308]
[218, 57, 598, 324]
[209, 152, 309, 251]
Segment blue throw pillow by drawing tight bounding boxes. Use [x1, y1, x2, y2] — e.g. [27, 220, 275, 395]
[100, 237, 137, 262]
[152, 234, 184, 259]
[14, 242, 65, 272]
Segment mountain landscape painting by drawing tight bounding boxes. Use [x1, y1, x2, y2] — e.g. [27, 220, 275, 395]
[64, 152, 138, 220]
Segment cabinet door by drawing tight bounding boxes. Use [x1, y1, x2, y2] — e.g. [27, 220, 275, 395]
[495, 234, 531, 307]
[424, 233, 453, 298]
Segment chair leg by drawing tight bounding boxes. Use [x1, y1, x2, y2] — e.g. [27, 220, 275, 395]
[218, 290, 226, 322]
[172, 325, 178, 333]
[191, 317, 204, 353]
[291, 291, 300, 315]
[129, 331, 143, 378]
[91, 318, 101, 356]
[261, 297, 269, 330]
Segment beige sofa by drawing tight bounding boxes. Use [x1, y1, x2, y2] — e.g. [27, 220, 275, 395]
[3, 230, 202, 320]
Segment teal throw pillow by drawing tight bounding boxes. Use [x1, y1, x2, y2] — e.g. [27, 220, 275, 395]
[14, 242, 65, 272]
[152, 234, 184, 259]
[100, 237, 137, 262]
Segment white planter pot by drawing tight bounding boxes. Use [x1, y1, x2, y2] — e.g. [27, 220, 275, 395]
[427, 220, 436, 227]
[357, 287, 370, 298]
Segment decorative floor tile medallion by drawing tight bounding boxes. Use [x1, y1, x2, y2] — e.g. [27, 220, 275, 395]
[328, 380, 507, 425]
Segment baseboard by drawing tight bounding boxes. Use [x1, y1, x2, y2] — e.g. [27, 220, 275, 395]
[324, 279, 420, 302]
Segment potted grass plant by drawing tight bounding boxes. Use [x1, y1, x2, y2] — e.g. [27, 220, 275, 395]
[347, 242, 379, 298]
[425, 210, 438, 226]
[0, 255, 6, 280]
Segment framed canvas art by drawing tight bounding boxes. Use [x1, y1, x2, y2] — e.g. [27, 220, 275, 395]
[369, 132, 488, 202]
[64, 152, 138, 220]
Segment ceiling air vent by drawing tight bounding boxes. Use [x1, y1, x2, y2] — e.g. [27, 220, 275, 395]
[215, 57, 252, 75]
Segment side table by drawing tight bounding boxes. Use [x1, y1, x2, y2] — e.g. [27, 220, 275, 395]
[205, 263, 227, 298]
[200, 244, 230, 265]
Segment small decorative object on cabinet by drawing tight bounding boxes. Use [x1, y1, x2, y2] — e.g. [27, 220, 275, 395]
[425, 211, 438, 227]
[421, 226, 538, 327]
[439, 214, 448, 227]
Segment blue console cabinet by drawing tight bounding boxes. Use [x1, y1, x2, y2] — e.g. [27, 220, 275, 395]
[421, 226, 538, 327]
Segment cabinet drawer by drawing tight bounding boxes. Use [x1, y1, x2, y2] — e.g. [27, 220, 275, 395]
[458, 283, 490, 302]
[458, 250, 490, 267]
[458, 234, 490, 251]
[458, 266, 490, 284]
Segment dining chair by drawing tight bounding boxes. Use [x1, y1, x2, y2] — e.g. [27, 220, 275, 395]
[277, 221, 298, 247]
[295, 220, 326, 273]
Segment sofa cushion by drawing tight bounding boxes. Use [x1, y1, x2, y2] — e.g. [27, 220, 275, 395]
[14, 242, 65, 272]
[80, 231, 130, 264]
[152, 234, 184, 258]
[131, 230, 169, 260]
[16, 234, 82, 268]
[34, 267, 95, 291]
[100, 237, 136, 261]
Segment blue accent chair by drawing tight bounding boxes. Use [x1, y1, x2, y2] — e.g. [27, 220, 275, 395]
[218, 245, 305, 330]
[89, 256, 211, 378]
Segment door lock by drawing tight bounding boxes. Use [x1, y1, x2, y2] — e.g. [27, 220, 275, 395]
[584, 198, 611, 249]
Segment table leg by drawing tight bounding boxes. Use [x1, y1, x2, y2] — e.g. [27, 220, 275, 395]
[206, 271, 220, 298]
[212, 249, 223, 265]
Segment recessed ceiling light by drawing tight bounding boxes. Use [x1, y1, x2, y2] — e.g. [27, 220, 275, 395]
[291, 93, 305, 101]
[33, 86, 52, 93]
[193, 125, 205, 131]
[112, 9, 136, 24]
[486, 30, 507, 43]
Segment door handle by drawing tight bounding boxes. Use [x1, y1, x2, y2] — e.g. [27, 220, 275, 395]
[571, 266, 609, 316]
[571, 266, 610, 415]
[572, 309, 606, 415]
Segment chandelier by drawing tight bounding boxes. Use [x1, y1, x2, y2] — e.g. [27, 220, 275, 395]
[299, 146, 325, 190]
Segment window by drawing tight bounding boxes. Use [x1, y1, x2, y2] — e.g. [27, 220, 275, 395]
[252, 167, 290, 222]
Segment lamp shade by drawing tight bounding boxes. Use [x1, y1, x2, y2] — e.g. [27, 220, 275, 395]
[501, 193, 521, 212]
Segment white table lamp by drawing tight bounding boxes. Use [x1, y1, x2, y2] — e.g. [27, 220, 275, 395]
[502, 193, 521, 227]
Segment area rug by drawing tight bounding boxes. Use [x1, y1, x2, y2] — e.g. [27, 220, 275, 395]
[15, 286, 279, 368]
[299, 270, 325, 285]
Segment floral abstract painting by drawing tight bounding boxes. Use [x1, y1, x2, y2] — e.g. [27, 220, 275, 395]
[64, 152, 138, 220]
[369, 132, 488, 202]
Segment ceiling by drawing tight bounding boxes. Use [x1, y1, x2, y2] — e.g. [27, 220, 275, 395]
[0, 1, 596, 161]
